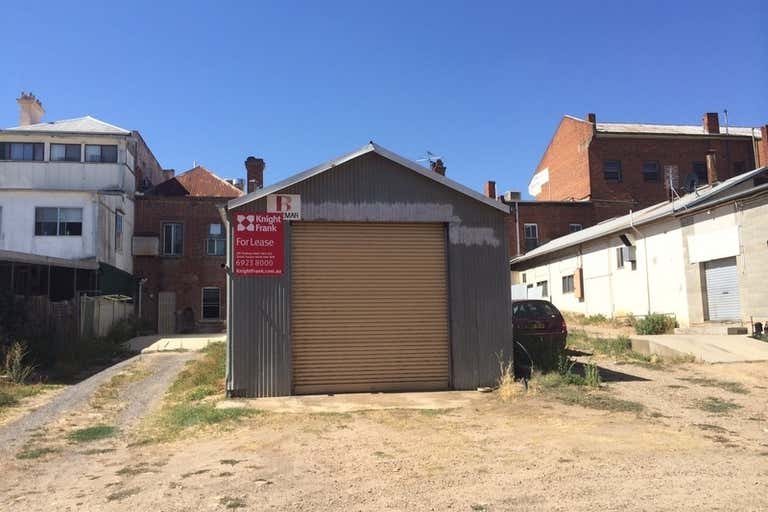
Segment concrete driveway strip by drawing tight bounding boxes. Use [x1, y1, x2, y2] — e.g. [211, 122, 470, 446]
[633, 334, 768, 363]
[0, 351, 196, 459]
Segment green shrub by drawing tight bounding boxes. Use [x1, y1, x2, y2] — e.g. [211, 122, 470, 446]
[584, 362, 601, 387]
[633, 313, 676, 335]
[584, 314, 609, 324]
[3, 341, 35, 384]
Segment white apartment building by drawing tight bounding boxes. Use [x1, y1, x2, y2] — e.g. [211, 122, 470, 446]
[511, 167, 768, 328]
[0, 93, 165, 300]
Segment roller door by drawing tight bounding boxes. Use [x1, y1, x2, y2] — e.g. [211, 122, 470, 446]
[704, 257, 741, 321]
[291, 222, 449, 394]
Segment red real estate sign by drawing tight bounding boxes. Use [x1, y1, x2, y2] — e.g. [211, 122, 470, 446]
[233, 213, 284, 276]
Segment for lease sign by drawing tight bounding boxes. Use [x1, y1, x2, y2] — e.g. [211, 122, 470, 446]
[233, 213, 283, 276]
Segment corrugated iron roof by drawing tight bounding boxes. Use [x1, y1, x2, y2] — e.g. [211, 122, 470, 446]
[2, 115, 130, 135]
[228, 142, 510, 213]
[595, 122, 760, 138]
[511, 166, 768, 265]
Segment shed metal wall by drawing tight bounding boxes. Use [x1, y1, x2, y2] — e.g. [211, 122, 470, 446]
[228, 152, 512, 397]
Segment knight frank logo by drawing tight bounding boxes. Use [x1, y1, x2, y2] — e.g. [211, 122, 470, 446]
[236, 214, 256, 232]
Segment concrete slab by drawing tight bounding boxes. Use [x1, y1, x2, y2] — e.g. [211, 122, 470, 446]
[217, 390, 484, 414]
[632, 334, 768, 363]
[127, 333, 225, 353]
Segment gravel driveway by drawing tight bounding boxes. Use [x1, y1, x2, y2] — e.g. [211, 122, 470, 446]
[0, 351, 196, 459]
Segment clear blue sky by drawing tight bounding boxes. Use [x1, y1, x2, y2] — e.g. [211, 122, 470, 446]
[2, 1, 766, 198]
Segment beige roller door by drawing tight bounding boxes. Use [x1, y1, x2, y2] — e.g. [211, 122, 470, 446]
[291, 222, 449, 394]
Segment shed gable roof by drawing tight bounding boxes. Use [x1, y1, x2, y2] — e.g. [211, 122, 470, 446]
[228, 142, 509, 213]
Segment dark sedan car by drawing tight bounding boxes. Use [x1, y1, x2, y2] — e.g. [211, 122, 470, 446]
[512, 299, 568, 376]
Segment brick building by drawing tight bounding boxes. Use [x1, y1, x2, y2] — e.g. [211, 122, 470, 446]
[505, 111, 767, 256]
[133, 164, 247, 333]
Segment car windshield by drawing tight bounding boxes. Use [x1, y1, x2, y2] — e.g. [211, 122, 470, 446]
[512, 301, 559, 319]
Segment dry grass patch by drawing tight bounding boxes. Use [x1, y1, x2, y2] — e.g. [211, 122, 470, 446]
[680, 377, 749, 395]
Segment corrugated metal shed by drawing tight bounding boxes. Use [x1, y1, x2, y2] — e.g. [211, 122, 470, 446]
[226, 147, 512, 397]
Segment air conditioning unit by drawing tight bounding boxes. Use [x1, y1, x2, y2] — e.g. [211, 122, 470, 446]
[504, 190, 521, 202]
[621, 246, 636, 262]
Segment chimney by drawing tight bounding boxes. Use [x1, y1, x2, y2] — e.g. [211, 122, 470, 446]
[430, 159, 446, 176]
[586, 113, 596, 124]
[703, 112, 720, 134]
[162, 169, 175, 182]
[484, 180, 496, 199]
[245, 156, 265, 193]
[706, 150, 718, 184]
[17, 92, 45, 126]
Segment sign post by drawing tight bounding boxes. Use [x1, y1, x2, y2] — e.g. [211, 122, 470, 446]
[233, 213, 284, 276]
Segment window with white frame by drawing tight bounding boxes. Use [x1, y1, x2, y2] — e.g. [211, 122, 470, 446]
[206, 223, 225, 256]
[562, 275, 575, 293]
[0, 142, 44, 161]
[202, 287, 221, 320]
[51, 143, 81, 162]
[34, 207, 83, 236]
[569, 223, 583, 233]
[115, 211, 124, 253]
[85, 144, 118, 163]
[536, 280, 548, 297]
[162, 222, 183, 256]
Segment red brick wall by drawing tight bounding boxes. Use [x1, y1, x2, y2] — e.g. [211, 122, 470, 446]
[131, 131, 167, 190]
[758, 126, 768, 168]
[507, 201, 596, 257]
[588, 135, 757, 208]
[134, 196, 227, 333]
[532, 116, 594, 201]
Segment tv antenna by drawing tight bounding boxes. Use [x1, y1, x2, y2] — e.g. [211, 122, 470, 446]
[416, 150, 442, 166]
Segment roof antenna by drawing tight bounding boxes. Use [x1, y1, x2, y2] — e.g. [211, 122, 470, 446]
[416, 150, 442, 166]
[723, 109, 729, 135]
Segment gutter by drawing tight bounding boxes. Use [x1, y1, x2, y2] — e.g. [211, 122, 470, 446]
[218, 204, 234, 394]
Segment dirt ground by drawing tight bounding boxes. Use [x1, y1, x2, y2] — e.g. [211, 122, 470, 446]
[1, 356, 767, 511]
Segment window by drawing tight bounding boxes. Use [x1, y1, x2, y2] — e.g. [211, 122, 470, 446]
[569, 223, 583, 233]
[512, 300, 559, 319]
[562, 275, 575, 293]
[642, 161, 660, 182]
[693, 162, 707, 184]
[162, 223, 183, 256]
[34, 207, 82, 236]
[536, 280, 548, 297]
[206, 223, 225, 256]
[51, 143, 81, 162]
[524, 223, 538, 251]
[522, 273, 527, 284]
[85, 144, 118, 163]
[0, 142, 44, 161]
[616, 247, 625, 268]
[115, 211, 124, 253]
[603, 160, 622, 181]
[202, 287, 221, 320]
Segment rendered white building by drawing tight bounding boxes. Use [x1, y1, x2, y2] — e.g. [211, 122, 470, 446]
[0, 93, 165, 300]
[511, 167, 768, 328]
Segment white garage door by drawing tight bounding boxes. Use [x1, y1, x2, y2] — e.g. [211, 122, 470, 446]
[704, 257, 741, 321]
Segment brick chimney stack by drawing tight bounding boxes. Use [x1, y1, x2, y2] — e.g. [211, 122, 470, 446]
[706, 150, 718, 184]
[703, 112, 720, 134]
[586, 113, 596, 124]
[431, 159, 446, 176]
[484, 180, 496, 199]
[245, 156, 265, 193]
[17, 92, 44, 126]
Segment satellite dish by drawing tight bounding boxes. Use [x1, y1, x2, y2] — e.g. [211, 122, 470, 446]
[682, 172, 700, 193]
